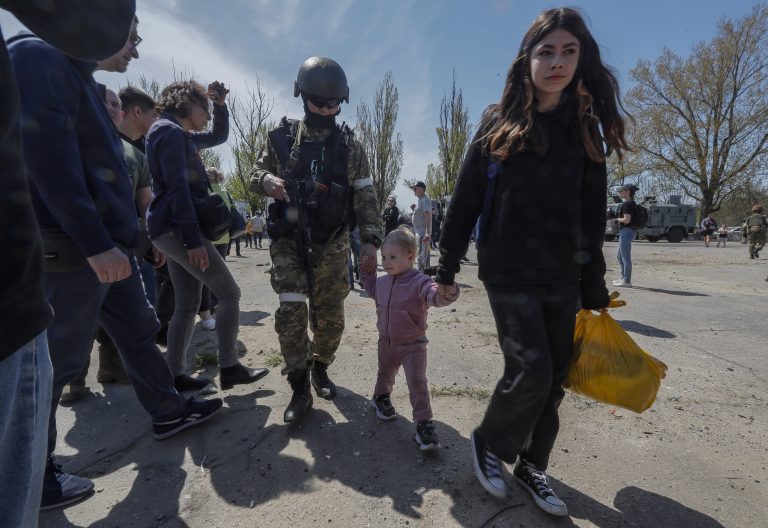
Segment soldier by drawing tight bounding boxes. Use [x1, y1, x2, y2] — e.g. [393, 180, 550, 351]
[251, 57, 383, 423]
[745, 204, 768, 259]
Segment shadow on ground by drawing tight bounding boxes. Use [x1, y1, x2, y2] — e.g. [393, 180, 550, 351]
[632, 287, 709, 297]
[477, 478, 725, 528]
[239, 310, 271, 327]
[615, 320, 676, 339]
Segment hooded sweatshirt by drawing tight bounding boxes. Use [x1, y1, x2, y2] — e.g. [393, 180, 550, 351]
[361, 267, 457, 345]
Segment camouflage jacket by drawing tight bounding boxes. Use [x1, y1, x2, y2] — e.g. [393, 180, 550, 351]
[250, 118, 384, 247]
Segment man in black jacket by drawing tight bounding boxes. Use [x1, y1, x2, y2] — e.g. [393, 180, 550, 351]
[0, 2, 137, 524]
[9, 13, 223, 512]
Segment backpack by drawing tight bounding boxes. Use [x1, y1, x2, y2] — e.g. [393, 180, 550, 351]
[629, 203, 649, 229]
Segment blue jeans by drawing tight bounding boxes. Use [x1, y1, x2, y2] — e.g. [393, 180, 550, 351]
[0, 332, 52, 527]
[617, 227, 635, 282]
[44, 254, 185, 458]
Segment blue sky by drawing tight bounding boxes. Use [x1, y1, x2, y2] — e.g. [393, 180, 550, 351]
[1, 0, 759, 207]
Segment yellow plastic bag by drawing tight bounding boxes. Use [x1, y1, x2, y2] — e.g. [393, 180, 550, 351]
[565, 303, 667, 413]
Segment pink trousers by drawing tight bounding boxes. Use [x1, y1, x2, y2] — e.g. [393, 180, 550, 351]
[373, 338, 432, 422]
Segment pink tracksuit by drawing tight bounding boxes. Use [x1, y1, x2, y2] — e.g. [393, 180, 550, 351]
[360, 267, 458, 422]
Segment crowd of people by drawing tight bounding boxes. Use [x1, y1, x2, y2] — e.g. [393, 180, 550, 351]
[8, 2, 753, 526]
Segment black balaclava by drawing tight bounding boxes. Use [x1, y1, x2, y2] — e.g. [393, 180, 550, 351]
[302, 95, 339, 130]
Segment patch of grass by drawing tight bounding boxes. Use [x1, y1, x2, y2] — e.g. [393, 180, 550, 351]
[265, 351, 284, 368]
[476, 329, 498, 340]
[192, 352, 218, 368]
[430, 384, 491, 401]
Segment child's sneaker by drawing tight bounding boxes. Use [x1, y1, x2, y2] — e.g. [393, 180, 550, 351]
[513, 460, 568, 517]
[370, 393, 397, 421]
[414, 420, 440, 451]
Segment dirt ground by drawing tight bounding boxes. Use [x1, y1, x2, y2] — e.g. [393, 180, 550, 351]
[40, 238, 768, 528]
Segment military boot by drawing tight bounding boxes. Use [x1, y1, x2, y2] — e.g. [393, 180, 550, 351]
[284, 369, 313, 423]
[96, 343, 130, 384]
[311, 361, 337, 400]
[60, 358, 90, 405]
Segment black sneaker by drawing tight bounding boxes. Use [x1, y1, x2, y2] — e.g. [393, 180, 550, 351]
[414, 420, 441, 451]
[470, 429, 507, 498]
[370, 393, 397, 421]
[513, 460, 568, 517]
[173, 374, 213, 392]
[153, 398, 223, 440]
[40, 457, 94, 510]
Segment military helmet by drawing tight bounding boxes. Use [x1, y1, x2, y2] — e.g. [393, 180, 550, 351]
[294, 57, 349, 103]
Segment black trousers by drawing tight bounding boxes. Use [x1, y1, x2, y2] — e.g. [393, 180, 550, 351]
[479, 282, 579, 470]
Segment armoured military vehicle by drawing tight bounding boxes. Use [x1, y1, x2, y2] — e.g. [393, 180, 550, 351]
[605, 195, 697, 243]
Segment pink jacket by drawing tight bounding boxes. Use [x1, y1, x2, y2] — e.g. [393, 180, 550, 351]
[361, 267, 458, 345]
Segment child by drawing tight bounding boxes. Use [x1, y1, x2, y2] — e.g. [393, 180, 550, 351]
[360, 228, 459, 451]
[435, 7, 629, 516]
[717, 224, 728, 247]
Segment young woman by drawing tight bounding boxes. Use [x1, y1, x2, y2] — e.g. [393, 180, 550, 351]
[435, 7, 629, 516]
[146, 80, 268, 391]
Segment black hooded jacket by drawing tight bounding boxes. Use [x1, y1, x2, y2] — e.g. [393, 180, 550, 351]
[436, 103, 609, 309]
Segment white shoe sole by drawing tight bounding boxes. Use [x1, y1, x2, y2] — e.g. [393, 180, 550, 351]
[153, 404, 222, 440]
[513, 475, 569, 517]
[369, 399, 397, 421]
[414, 434, 441, 451]
[470, 431, 507, 499]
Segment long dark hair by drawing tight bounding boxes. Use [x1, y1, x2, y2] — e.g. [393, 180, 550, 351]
[482, 7, 630, 163]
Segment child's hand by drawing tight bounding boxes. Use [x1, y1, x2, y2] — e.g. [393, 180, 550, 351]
[437, 283, 459, 301]
[359, 243, 377, 274]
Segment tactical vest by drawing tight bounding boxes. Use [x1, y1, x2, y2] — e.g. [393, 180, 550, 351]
[267, 118, 353, 243]
[747, 214, 767, 234]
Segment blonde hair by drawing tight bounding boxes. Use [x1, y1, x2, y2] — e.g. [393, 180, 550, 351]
[382, 227, 418, 258]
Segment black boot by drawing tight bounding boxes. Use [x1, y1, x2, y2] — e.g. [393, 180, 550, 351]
[311, 361, 337, 400]
[220, 363, 269, 390]
[284, 369, 312, 423]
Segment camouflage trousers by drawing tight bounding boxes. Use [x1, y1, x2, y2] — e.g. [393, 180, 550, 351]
[748, 232, 766, 256]
[269, 231, 350, 374]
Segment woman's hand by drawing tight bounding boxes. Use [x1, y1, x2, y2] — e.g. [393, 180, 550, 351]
[208, 81, 229, 106]
[187, 246, 209, 271]
[262, 174, 290, 202]
[437, 283, 459, 301]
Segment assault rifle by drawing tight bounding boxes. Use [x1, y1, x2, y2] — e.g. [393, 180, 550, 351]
[281, 124, 319, 328]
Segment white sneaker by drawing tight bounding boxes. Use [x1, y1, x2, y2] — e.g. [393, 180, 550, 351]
[611, 279, 624, 285]
[201, 317, 216, 331]
[614, 279, 632, 288]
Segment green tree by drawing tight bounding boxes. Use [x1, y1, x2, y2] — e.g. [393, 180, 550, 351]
[435, 70, 471, 197]
[423, 162, 449, 200]
[355, 72, 404, 212]
[626, 4, 768, 216]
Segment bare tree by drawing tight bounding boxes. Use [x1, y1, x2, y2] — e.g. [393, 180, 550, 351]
[436, 70, 471, 196]
[356, 72, 404, 212]
[227, 79, 274, 213]
[626, 4, 768, 216]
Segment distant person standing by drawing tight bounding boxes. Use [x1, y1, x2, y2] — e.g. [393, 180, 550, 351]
[700, 214, 717, 247]
[716, 224, 728, 248]
[382, 196, 400, 235]
[252, 211, 265, 248]
[411, 181, 432, 271]
[745, 204, 767, 259]
[613, 183, 638, 288]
